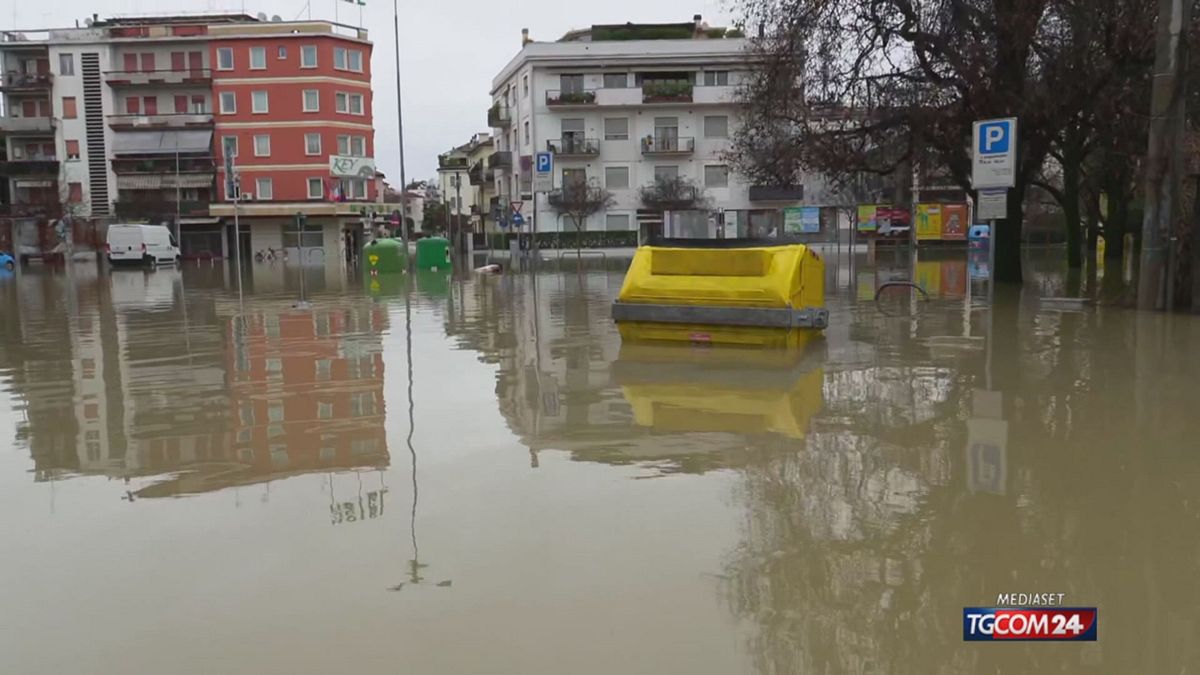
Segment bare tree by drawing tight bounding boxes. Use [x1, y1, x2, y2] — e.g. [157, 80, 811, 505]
[638, 175, 711, 212]
[546, 178, 615, 257]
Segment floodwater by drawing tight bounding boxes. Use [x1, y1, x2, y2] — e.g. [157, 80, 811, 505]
[1, 250, 1199, 674]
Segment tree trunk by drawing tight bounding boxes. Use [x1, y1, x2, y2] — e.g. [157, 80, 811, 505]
[1063, 165, 1083, 269]
[995, 182, 1025, 284]
[1106, 187, 1129, 262]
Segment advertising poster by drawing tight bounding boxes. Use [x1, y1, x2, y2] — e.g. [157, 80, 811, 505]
[783, 207, 804, 234]
[916, 203, 943, 241]
[942, 203, 968, 240]
[800, 206, 821, 233]
[875, 206, 892, 232]
[915, 260, 942, 295]
[857, 204, 879, 232]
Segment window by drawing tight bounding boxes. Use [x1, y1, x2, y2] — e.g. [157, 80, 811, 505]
[604, 166, 629, 189]
[308, 177, 324, 199]
[62, 97, 77, 119]
[300, 45, 317, 68]
[703, 70, 729, 86]
[143, 96, 157, 115]
[254, 134, 271, 157]
[603, 72, 627, 88]
[222, 136, 238, 158]
[58, 53, 74, 75]
[318, 401, 334, 419]
[523, 120, 530, 145]
[191, 95, 206, 113]
[603, 117, 628, 140]
[316, 359, 332, 380]
[278, 46, 287, 59]
[561, 118, 584, 140]
[334, 47, 347, 70]
[522, 74, 529, 96]
[560, 73, 584, 94]
[65, 140, 80, 160]
[141, 53, 155, 71]
[704, 115, 729, 138]
[302, 89, 319, 112]
[654, 165, 679, 181]
[348, 50, 363, 72]
[562, 168, 586, 186]
[255, 177, 273, 200]
[217, 47, 233, 70]
[171, 52, 185, 70]
[335, 92, 348, 113]
[219, 91, 236, 114]
[606, 214, 631, 231]
[704, 165, 729, 187]
[349, 93, 363, 115]
[251, 90, 269, 113]
[336, 135, 350, 155]
[249, 46, 266, 70]
[123, 53, 138, 72]
[68, 182, 83, 203]
[174, 95, 187, 113]
[350, 136, 365, 157]
[125, 96, 140, 114]
[305, 133, 321, 155]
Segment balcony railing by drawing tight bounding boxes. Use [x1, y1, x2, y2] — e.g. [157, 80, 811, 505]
[547, 138, 600, 157]
[0, 159, 59, 176]
[0, 115, 54, 134]
[103, 68, 213, 86]
[438, 155, 469, 170]
[112, 157, 215, 174]
[545, 89, 597, 107]
[640, 135, 695, 155]
[113, 199, 210, 219]
[107, 112, 214, 129]
[468, 162, 494, 186]
[641, 81, 694, 103]
[487, 104, 512, 127]
[487, 150, 513, 171]
[0, 72, 53, 91]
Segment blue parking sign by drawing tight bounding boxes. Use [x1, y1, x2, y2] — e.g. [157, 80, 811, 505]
[978, 121, 1011, 155]
[535, 152, 552, 173]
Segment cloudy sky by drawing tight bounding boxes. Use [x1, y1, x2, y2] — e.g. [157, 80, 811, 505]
[17, 0, 735, 184]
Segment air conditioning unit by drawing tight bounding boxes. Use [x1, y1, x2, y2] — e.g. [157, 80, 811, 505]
[241, 192, 255, 201]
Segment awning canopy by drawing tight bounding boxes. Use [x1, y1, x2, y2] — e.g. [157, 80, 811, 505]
[112, 129, 212, 156]
[117, 173, 213, 190]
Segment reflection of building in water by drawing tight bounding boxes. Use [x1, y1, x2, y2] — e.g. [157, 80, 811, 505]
[1, 270, 389, 498]
[134, 302, 389, 497]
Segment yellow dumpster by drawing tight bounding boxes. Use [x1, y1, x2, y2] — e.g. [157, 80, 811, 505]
[612, 242, 827, 347]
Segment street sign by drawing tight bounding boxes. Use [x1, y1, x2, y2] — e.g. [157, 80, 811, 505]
[511, 211, 525, 227]
[534, 151, 553, 192]
[510, 201, 524, 214]
[977, 188, 1008, 220]
[972, 117, 1017, 189]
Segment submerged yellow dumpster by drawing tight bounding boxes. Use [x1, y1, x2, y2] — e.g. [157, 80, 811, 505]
[612, 241, 828, 347]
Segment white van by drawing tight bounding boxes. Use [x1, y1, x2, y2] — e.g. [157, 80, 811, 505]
[106, 224, 180, 267]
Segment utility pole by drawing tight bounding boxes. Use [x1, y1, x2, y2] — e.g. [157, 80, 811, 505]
[1137, 0, 1193, 310]
[392, 0, 410, 272]
[454, 170, 463, 254]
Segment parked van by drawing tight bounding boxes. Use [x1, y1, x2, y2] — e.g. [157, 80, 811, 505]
[106, 224, 180, 267]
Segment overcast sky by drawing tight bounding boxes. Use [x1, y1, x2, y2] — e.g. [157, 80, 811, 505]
[16, 0, 735, 185]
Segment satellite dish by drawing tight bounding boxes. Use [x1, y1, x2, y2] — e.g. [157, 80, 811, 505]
[271, 15, 282, 22]
[84, 17, 94, 27]
[256, 11, 268, 21]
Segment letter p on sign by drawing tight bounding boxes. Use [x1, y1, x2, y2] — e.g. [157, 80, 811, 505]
[979, 121, 1010, 155]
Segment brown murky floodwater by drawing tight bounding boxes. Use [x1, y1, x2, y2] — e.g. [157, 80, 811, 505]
[2, 250, 1199, 674]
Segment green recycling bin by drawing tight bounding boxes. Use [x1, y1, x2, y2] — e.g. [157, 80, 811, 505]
[416, 236, 451, 271]
[364, 238, 406, 274]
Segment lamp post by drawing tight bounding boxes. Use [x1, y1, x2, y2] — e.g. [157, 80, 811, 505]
[392, 0, 410, 271]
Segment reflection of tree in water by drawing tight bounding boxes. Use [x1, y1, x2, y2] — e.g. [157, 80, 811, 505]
[722, 305, 1200, 674]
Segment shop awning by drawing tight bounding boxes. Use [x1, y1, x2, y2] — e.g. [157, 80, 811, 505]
[112, 129, 212, 156]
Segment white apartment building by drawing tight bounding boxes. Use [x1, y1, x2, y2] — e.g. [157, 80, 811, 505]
[436, 132, 496, 231]
[487, 17, 808, 238]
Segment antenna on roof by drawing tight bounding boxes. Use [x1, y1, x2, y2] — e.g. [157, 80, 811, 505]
[270, 15, 282, 22]
[84, 17, 94, 27]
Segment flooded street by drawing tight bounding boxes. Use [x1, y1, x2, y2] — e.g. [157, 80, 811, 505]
[2, 251, 1200, 674]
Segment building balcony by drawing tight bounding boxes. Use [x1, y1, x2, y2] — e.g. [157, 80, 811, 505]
[468, 162, 494, 186]
[487, 104, 512, 127]
[438, 155, 469, 170]
[0, 201, 60, 218]
[547, 137, 599, 158]
[545, 89, 598, 107]
[0, 159, 59, 177]
[107, 112, 214, 130]
[0, 72, 53, 92]
[0, 115, 54, 135]
[640, 135, 694, 156]
[749, 185, 805, 202]
[113, 199, 210, 219]
[103, 68, 213, 87]
[641, 81, 693, 104]
[487, 150, 513, 171]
